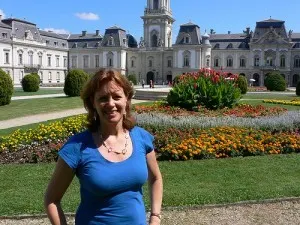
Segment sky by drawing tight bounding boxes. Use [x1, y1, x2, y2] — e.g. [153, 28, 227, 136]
[1, 0, 300, 41]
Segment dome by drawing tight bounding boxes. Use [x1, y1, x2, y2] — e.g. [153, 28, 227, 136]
[126, 34, 138, 48]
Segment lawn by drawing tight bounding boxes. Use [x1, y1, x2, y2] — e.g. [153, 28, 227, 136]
[0, 154, 300, 216]
[13, 87, 64, 96]
[0, 97, 83, 121]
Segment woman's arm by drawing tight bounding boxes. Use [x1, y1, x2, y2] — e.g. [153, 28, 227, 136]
[44, 157, 75, 225]
[146, 150, 163, 225]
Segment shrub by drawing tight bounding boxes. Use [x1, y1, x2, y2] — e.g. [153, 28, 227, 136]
[167, 69, 241, 110]
[264, 72, 286, 91]
[32, 73, 41, 83]
[0, 69, 14, 106]
[21, 73, 40, 92]
[296, 81, 300, 96]
[127, 74, 137, 85]
[236, 75, 248, 94]
[64, 69, 89, 97]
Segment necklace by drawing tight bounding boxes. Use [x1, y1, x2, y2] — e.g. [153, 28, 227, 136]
[101, 130, 129, 155]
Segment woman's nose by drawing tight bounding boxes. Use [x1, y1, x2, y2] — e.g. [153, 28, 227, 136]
[107, 97, 115, 106]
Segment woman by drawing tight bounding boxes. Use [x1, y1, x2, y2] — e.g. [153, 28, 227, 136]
[44, 69, 163, 225]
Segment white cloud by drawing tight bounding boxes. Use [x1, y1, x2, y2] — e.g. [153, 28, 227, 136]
[43, 28, 70, 35]
[0, 9, 6, 19]
[75, 12, 99, 20]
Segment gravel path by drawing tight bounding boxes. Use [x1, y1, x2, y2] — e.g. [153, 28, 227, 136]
[1, 199, 300, 225]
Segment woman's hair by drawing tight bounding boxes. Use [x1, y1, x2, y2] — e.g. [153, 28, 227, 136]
[81, 68, 136, 132]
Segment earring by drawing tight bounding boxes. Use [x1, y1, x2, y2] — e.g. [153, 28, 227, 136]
[93, 111, 97, 121]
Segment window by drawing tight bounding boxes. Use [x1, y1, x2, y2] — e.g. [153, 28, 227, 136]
[19, 53, 23, 65]
[2, 33, 8, 38]
[184, 36, 190, 44]
[184, 55, 190, 67]
[254, 56, 260, 67]
[83, 55, 89, 68]
[108, 36, 114, 46]
[71, 56, 77, 68]
[183, 51, 191, 67]
[280, 55, 285, 67]
[294, 56, 300, 68]
[266, 57, 273, 66]
[48, 72, 52, 80]
[227, 43, 233, 49]
[4, 52, 9, 64]
[227, 57, 233, 67]
[95, 55, 99, 68]
[107, 52, 114, 67]
[54, 42, 58, 46]
[38, 55, 42, 66]
[64, 57, 67, 67]
[214, 58, 219, 67]
[47, 55, 52, 67]
[28, 51, 33, 65]
[214, 43, 220, 49]
[46, 40, 50, 44]
[56, 56, 60, 67]
[240, 57, 246, 67]
[153, 0, 159, 9]
[62, 43, 66, 47]
[167, 59, 172, 67]
[131, 60, 135, 68]
[149, 60, 153, 67]
[56, 72, 60, 80]
[206, 59, 210, 67]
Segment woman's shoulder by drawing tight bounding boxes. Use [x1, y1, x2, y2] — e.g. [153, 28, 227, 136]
[66, 129, 92, 145]
[131, 126, 153, 138]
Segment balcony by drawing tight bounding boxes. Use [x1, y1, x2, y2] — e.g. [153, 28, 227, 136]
[144, 7, 172, 16]
[259, 65, 278, 71]
[23, 64, 41, 73]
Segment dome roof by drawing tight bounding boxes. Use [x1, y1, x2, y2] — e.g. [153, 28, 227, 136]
[126, 34, 138, 48]
[202, 32, 210, 38]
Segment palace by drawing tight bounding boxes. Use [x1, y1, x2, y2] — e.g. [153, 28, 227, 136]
[0, 0, 300, 86]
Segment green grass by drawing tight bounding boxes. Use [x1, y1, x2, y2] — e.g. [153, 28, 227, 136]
[1, 154, 300, 215]
[0, 97, 83, 121]
[242, 93, 300, 100]
[13, 87, 64, 96]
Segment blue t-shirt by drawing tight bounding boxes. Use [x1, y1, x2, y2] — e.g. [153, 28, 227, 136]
[58, 126, 154, 225]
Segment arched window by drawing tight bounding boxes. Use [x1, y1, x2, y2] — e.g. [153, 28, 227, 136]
[280, 55, 286, 68]
[130, 56, 136, 68]
[183, 50, 191, 67]
[254, 55, 260, 67]
[227, 56, 233, 67]
[294, 56, 300, 68]
[214, 43, 220, 49]
[214, 57, 220, 67]
[151, 30, 159, 47]
[206, 58, 210, 67]
[28, 51, 34, 65]
[107, 52, 114, 67]
[108, 36, 114, 46]
[148, 56, 154, 67]
[227, 43, 233, 49]
[153, 0, 159, 9]
[240, 57, 246, 67]
[183, 34, 190, 44]
[17, 50, 23, 65]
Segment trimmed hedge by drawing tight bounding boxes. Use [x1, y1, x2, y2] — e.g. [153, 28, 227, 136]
[127, 74, 137, 85]
[237, 75, 248, 94]
[0, 69, 14, 106]
[64, 69, 89, 97]
[264, 72, 286, 91]
[21, 73, 40, 92]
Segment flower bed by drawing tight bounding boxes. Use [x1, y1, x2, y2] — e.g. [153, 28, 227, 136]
[263, 99, 300, 106]
[0, 103, 300, 163]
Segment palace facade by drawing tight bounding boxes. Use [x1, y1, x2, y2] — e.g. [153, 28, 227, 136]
[1, 0, 300, 86]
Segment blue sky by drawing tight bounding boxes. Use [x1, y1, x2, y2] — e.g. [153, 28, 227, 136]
[1, 0, 300, 40]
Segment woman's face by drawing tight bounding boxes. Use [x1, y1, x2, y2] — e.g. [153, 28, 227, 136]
[93, 80, 128, 126]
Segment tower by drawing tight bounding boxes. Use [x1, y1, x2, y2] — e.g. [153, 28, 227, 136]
[141, 0, 175, 48]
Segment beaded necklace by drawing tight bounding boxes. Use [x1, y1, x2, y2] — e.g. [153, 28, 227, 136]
[101, 130, 129, 155]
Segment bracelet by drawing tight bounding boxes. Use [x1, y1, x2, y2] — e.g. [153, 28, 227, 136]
[150, 212, 161, 220]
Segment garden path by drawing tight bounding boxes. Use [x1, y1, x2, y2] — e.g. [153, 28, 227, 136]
[1, 198, 300, 225]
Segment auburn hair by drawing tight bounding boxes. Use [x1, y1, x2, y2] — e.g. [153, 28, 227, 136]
[81, 68, 135, 132]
